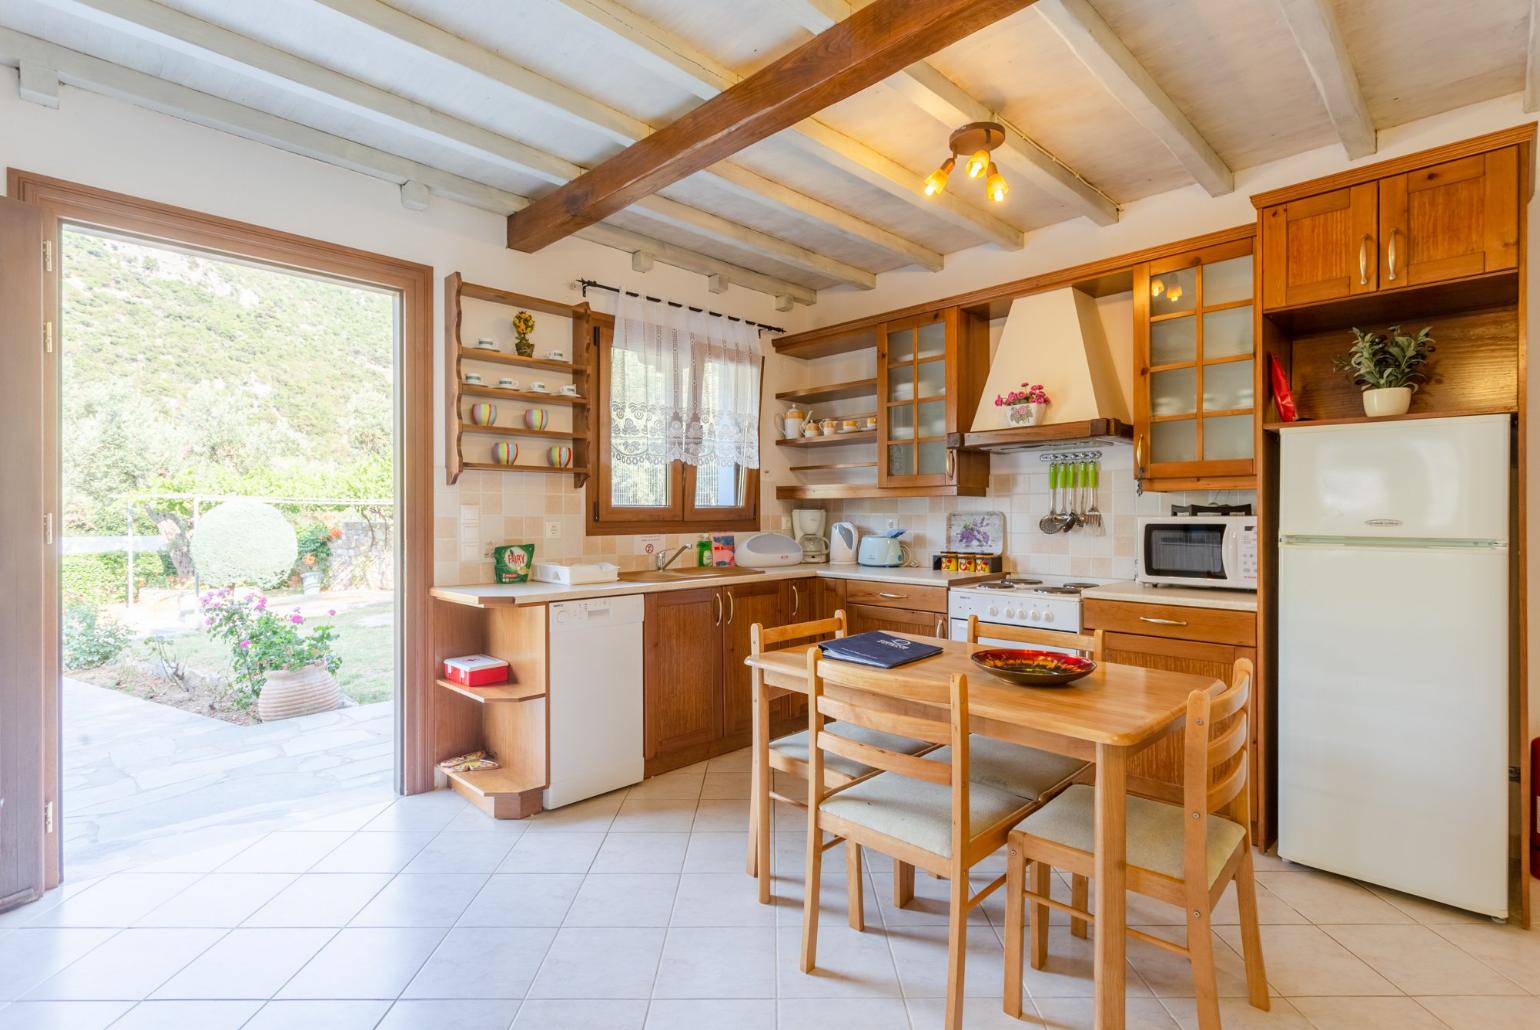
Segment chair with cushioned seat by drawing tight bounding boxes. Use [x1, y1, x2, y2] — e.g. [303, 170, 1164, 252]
[799, 651, 1040, 1030]
[746, 611, 933, 904]
[1001, 658, 1267, 1030]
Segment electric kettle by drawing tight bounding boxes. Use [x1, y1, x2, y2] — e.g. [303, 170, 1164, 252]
[829, 522, 859, 565]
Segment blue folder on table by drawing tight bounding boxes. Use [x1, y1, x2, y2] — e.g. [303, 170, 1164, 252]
[818, 631, 943, 669]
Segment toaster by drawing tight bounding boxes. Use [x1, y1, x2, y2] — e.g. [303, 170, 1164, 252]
[857, 536, 906, 567]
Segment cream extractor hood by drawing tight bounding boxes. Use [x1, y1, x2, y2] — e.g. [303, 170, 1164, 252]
[965, 288, 1132, 449]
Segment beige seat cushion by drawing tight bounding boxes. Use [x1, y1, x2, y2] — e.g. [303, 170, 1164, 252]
[820, 772, 1030, 858]
[1012, 784, 1245, 885]
[923, 737, 1087, 800]
[772, 722, 931, 780]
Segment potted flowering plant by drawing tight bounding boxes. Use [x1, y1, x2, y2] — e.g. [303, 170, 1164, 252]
[994, 382, 1050, 426]
[201, 588, 343, 720]
[512, 309, 536, 357]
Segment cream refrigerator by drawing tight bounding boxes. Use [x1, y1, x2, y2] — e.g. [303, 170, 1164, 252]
[1277, 414, 1511, 917]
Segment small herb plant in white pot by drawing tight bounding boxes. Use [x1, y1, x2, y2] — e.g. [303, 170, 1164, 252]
[1334, 325, 1435, 418]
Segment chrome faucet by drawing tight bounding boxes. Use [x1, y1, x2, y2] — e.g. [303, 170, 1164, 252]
[655, 544, 691, 570]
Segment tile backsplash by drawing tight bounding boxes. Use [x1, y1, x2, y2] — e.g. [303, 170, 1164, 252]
[804, 444, 1254, 582]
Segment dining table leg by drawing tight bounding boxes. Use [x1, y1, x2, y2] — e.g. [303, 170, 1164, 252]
[1093, 743, 1128, 1030]
[750, 679, 774, 904]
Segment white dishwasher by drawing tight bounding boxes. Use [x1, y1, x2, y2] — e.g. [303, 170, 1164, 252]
[544, 594, 645, 809]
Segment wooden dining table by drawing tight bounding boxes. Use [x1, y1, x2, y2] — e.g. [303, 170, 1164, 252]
[744, 632, 1225, 1030]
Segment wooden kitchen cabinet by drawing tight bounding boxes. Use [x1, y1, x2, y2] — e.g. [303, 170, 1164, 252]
[1084, 598, 1267, 843]
[1258, 144, 1521, 311]
[643, 587, 724, 762]
[843, 578, 949, 639]
[876, 307, 989, 493]
[1133, 236, 1258, 491]
[721, 579, 788, 737]
[847, 603, 947, 638]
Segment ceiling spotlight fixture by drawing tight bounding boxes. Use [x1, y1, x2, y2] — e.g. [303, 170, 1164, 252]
[924, 121, 1008, 203]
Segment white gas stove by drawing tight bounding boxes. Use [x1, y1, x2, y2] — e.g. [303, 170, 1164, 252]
[947, 575, 1108, 643]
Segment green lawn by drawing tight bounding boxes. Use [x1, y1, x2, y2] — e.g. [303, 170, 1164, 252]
[145, 600, 395, 705]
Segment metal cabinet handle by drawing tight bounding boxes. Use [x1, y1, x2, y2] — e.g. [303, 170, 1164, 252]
[726, 591, 736, 624]
[1133, 433, 1145, 497]
[878, 592, 906, 599]
[1138, 615, 1189, 627]
[1387, 228, 1399, 281]
[791, 583, 800, 616]
[1358, 233, 1372, 285]
[714, 593, 723, 627]
[946, 449, 956, 480]
[934, 616, 945, 636]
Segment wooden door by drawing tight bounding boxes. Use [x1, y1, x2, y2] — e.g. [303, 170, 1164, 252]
[643, 587, 723, 760]
[847, 602, 946, 638]
[878, 309, 956, 489]
[0, 196, 46, 912]
[1379, 147, 1519, 290]
[720, 579, 785, 737]
[1259, 183, 1378, 309]
[1101, 632, 1260, 838]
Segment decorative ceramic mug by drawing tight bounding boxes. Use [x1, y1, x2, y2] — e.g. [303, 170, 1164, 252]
[497, 377, 517, 389]
[524, 408, 549, 431]
[548, 445, 573, 468]
[820, 420, 838, 436]
[559, 383, 580, 396]
[530, 381, 549, 393]
[469, 403, 497, 426]
[492, 441, 518, 466]
[463, 372, 484, 385]
[546, 350, 566, 362]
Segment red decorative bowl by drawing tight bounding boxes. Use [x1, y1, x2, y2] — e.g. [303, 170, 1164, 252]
[969, 648, 1096, 687]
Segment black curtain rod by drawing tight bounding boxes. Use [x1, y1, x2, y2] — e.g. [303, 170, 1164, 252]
[576, 278, 784, 334]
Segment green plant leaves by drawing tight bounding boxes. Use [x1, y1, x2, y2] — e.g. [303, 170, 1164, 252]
[1333, 324, 1435, 391]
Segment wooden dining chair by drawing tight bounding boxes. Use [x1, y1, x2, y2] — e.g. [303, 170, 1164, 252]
[746, 611, 934, 904]
[1001, 658, 1267, 1030]
[799, 650, 1041, 1030]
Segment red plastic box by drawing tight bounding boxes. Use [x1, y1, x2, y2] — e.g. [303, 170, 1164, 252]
[443, 654, 510, 687]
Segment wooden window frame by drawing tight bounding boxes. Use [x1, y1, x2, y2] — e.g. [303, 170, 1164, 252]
[6, 170, 439, 893]
[586, 315, 761, 536]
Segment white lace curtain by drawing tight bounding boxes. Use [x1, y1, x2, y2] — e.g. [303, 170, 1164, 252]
[609, 290, 762, 475]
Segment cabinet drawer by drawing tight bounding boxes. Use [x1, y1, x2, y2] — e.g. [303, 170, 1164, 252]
[1083, 599, 1255, 647]
[843, 581, 948, 614]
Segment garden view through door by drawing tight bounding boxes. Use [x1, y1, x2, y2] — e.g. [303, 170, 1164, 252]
[59, 224, 400, 877]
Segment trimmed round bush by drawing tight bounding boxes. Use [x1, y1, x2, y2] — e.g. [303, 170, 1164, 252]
[191, 500, 298, 587]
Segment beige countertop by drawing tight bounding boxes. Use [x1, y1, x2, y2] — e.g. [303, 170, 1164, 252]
[431, 563, 995, 608]
[1082, 580, 1258, 612]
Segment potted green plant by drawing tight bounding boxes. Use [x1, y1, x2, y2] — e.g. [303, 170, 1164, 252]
[1334, 325, 1435, 417]
[295, 522, 335, 594]
[201, 588, 343, 720]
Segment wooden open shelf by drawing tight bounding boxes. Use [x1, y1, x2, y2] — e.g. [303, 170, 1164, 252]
[436, 678, 545, 704]
[462, 463, 588, 475]
[459, 347, 585, 374]
[1264, 407, 1515, 431]
[775, 430, 877, 447]
[446, 272, 591, 486]
[775, 482, 979, 500]
[443, 765, 545, 802]
[787, 461, 877, 473]
[458, 423, 587, 441]
[775, 377, 877, 404]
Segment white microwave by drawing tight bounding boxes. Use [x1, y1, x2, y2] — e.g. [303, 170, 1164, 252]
[1135, 515, 1258, 590]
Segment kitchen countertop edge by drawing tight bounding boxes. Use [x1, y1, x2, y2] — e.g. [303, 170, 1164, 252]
[1082, 580, 1258, 613]
[431, 565, 999, 608]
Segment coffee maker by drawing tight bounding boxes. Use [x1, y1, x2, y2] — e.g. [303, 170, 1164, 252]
[791, 508, 828, 564]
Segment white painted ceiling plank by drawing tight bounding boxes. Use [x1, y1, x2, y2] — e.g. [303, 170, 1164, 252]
[779, 0, 1117, 226]
[42, 0, 872, 286]
[312, 0, 941, 270]
[1275, 0, 1376, 158]
[1524, 0, 1540, 112]
[556, 0, 1026, 249]
[1036, 0, 1233, 196]
[0, 25, 816, 304]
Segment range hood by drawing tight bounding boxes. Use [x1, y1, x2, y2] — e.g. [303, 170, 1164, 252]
[957, 288, 1132, 452]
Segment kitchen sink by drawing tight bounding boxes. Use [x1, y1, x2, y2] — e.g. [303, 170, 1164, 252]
[618, 565, 766, 583]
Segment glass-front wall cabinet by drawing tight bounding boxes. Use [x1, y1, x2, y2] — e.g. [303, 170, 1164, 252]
[878, 309, 956, 488]
[1134, 238, 1257, 489]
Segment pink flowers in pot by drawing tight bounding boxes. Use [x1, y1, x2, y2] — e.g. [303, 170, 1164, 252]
[994, 382, 1050, 407]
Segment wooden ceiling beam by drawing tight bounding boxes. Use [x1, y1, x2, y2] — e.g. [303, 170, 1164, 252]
[1035, 0, 1233, 196]
[542, 0, 1034, 250]
[1276, 0, 1377, 159]
[0, 26, 816, 304]
[780, 0, 1117, 226]
[47, 0, 874, 287]
[311, 0, 941, 270]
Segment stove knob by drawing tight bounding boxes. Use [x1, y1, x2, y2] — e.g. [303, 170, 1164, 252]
[988, 606, 999, 617]
[1028, 608, 1041, 622]
[1042, 610, 1055, 624]
[1006, 607, 1019, 620]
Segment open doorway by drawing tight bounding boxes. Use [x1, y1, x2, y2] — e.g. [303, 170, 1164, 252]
[5, 171, 436, 897]
[57, 225, 402, 875]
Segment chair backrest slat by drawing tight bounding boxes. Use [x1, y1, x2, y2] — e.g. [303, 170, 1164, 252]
[815, 694, 951, 747]
[1206, 751, 1248, 812]
[966, 615, 1104, 660]
[759, 611, 846, 650]
[1205, 713, 1248, 767]
[817, 731, 951, 785]
[1180, 657, 1253, 887]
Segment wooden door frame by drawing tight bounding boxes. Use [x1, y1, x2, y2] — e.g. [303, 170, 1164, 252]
[6, 170, 436, 887]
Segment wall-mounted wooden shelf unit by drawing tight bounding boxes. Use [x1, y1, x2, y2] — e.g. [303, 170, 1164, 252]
[446, 272, 592, 486]
[775, 378, 877, 404]
[774, 483, 976, 500]
[786, 461, 877, 473]
[435, 678, 546, 704]
[774, 430, 877, 447]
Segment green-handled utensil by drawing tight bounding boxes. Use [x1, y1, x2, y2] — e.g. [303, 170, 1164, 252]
[1039, 461, 1063, 534]
[1085, 461, 1104, 531]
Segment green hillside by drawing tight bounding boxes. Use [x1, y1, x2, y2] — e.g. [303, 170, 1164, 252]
[60, 227, 395, 536]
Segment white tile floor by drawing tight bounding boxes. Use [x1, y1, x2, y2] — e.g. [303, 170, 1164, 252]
[4, 747, 1540, 1029]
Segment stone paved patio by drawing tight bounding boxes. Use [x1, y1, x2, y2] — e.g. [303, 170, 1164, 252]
[64, 678, 396, 880]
